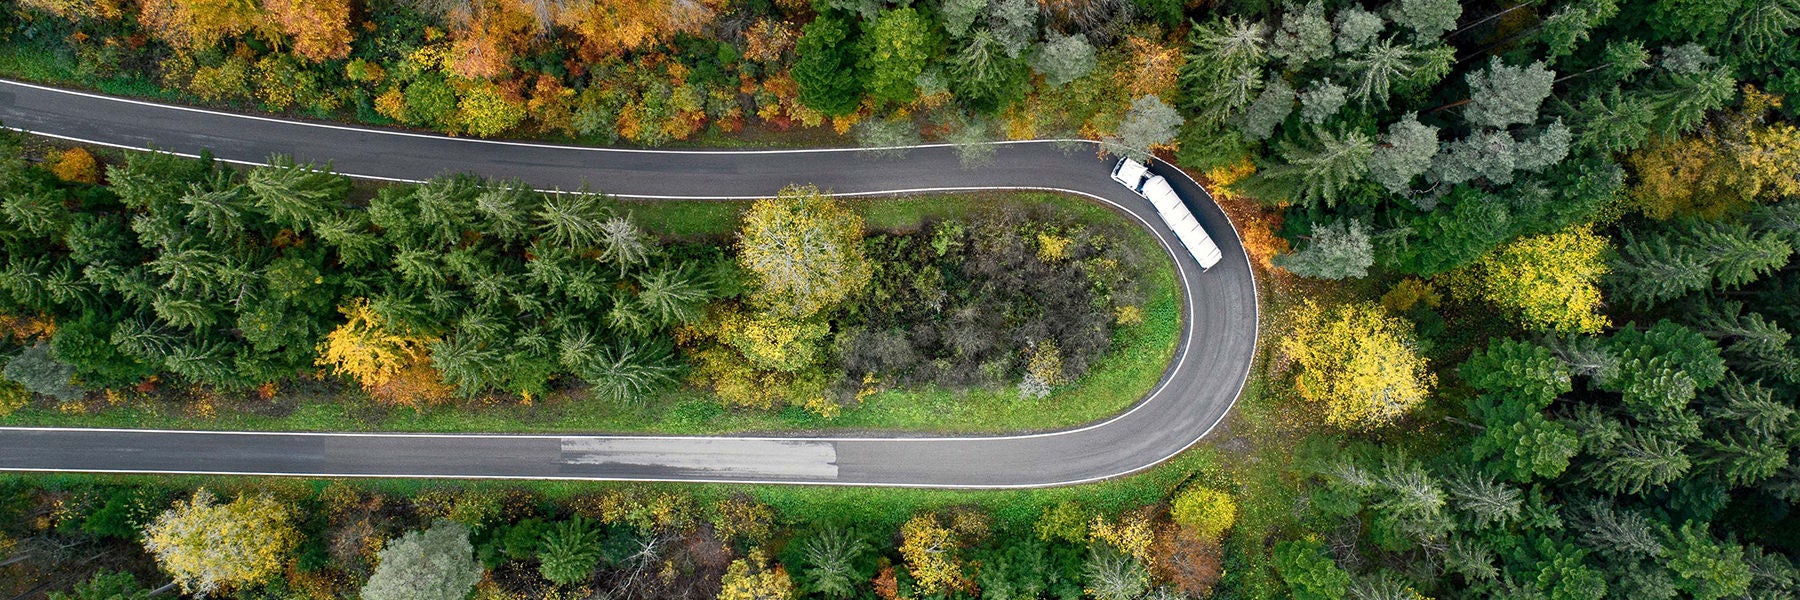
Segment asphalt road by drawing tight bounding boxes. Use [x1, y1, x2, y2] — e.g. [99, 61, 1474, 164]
[0, 79, 1259, 488]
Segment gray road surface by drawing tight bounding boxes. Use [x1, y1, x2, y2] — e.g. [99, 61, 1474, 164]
[0, 79, 1258, 487]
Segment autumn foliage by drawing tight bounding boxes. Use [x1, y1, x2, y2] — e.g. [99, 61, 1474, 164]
[50, 147, 101, 183]
[1467, 227, 1611, 335]
[316, 298, 450, 407]
[142, 489, 301, 596]
[1281, 300, 1435, 429]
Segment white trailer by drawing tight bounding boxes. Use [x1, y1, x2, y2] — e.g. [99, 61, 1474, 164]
[1110, 158, 1223, 270]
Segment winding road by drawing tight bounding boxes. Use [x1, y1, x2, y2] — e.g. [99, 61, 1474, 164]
[0, 79, 1258, 488]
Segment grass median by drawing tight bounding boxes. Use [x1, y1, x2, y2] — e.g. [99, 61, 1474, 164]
[2, 191, 1181, 435]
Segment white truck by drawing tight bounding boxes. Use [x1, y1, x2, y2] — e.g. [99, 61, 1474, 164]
[1111, 158, 1223, 270]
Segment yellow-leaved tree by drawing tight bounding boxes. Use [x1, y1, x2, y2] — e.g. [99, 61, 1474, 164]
[142, 489, 299, 596]
[680, 186, 869, 410]
[1169, 486, 1237, 543]
[317, 298, 450, 407]
[1626, 87, 1800, 219]
[261, 0, 353, 62]
[1090, 511, 1156, 565]
[737, 185, 872, 318]
[1281, 301, 1435, 429]
[1470, 227, 1611, 335]
[899, 514, 968, 596]
[717, 550, 794, 600]
[137, 0, 272, 53]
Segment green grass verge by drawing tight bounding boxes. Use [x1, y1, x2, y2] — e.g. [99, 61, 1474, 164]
[2, 191, 1180, 435]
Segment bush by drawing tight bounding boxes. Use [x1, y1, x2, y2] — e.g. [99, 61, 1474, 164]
[3, 343, 83, 402]
[50, 147, 100, 183]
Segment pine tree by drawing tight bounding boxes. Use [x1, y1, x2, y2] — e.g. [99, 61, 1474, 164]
[1368, 113, 1438, 194]
[1106, 95, 1184, 159]
[799, 525, 869, 599]
[1345, 37, 1419, 106]
[1691, 302, 1800, 382]
[535, 191, 611, 250]
[1690, 221, 1791, 289]
[1665, 523, 1752, 600]
[537, 517, 605, 586]
[1390, 0, 1461, 39]
[1273, 219, 1373, 279]
[1254, 126, 1374, 208]
[1180, 16, 1270, 120]
[1443, 469, 1521, 530]
[597, 216, 651, 275]
[635, 265, 709, 327]
[245, 156, 349, 230]
[1464, 58, 1555, 129]
[1234, 76, 1295, 139]
[473, 182, 538, 243]
[1270, 0, 1333, 68]
[1031, 31, 1097, 87]
[1585, 429, 1691, 495]
[1569, 499, 1666, 558]
[1610, 229, 1712, 307]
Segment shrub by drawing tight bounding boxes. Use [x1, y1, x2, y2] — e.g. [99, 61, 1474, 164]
[4, 343, 84, 402]
[50, 147, 100, 183]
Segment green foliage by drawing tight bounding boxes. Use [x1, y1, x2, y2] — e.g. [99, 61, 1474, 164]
[1248, 126, 1373, 208]
[1030, 32, 1096, 87]
[537, 517, 605, 586]
[1106, 95, 1183, 159]
[1368, 114, 1437, 194]
[1273, 219, 1372, 279]
[949, 30, 1030, 114]
[3, 342, 83, 402]
[797, 525, 869, 598]
[1273, 539, 1350, 600]
[1666, 523, 1752, 600]
[48, 571, 150, 600]
[858, 8, 936, 105]
[793, 18, 864, 116]
[1464, 58, 1556, 129]
[1390, 0, 1461, 39]
[362, 521, 483, 600]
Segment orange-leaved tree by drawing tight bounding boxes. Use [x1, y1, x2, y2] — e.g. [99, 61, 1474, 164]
[262, 0, 354, 62]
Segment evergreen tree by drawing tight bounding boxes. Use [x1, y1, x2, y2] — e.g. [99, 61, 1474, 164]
[361, 521, 483, 600]
[1464, 58, 1555, 129]
[792, 18, 864, 116]
[1368, 113, 1438, 194]
[1252, 126, 1373, 208]
[1029, 32, 1096, 86]
[798, 525, 869, 599]
[1273, 219, 1372, 279]
[245, 156, 349, 230]
[1345, 37, 1419, 106]
[537, 517, 605, 586]
[1389, 0, 1461, 40]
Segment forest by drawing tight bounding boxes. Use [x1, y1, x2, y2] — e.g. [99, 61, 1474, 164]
[4, 0, 1800, 597]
